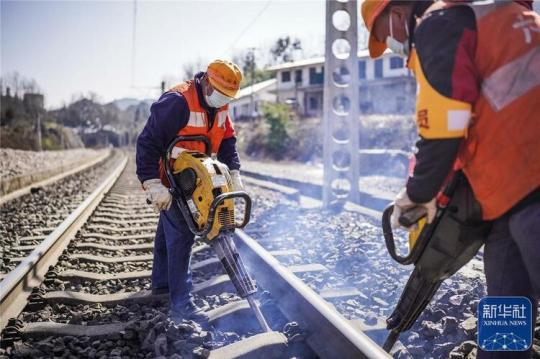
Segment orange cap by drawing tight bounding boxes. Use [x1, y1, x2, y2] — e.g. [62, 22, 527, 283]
[206, 60, 243, 98]
[361, 0, 391, 58]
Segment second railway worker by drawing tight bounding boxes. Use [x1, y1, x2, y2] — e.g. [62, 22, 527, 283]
[136, 60, 244, 323]
[361, 0, 539, 357]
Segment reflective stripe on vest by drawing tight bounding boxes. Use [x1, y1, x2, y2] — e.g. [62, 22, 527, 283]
[217, 111, 227, 128]
[188, 112, 206, 127]
[466, 0, 512, 20]
[482, 46, 540, 111]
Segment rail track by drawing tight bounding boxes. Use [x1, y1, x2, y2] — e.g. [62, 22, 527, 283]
[0, 153, 388, 358]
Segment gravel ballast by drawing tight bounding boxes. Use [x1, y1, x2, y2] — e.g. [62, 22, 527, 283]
[0, 152, 122, 276]
[0, 148, 101, 180]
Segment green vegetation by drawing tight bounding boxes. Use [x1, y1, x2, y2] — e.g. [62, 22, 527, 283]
[239, 103, 322, 162]
[262, 103, 291, 159]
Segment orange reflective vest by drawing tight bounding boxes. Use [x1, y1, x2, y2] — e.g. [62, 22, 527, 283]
[158, 80, 232, 186]
[421, 1, 540, 220]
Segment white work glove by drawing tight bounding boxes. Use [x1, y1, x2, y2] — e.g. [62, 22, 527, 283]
[143, 179, 172, 213]
[230, 170, 245, 191]
[391, 187, 437, 231]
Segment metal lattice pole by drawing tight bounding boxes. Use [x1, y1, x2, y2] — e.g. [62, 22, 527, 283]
[322, 0, 360, 206]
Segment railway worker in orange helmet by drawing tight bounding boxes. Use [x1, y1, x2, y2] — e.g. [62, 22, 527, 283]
[136, 60, 244, 323]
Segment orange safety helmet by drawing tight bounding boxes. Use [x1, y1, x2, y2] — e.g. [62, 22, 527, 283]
[361, 0, 391, 58]
[206, 60, 243, 98]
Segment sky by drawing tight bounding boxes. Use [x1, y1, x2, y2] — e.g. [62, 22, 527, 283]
[1, 0, 329, 109]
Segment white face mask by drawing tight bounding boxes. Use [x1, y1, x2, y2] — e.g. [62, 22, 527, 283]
[386, 14, 410, 57]
[205, 88, 232, 108]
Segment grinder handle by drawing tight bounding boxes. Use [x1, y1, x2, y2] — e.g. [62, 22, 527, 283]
[382, 205, 422, 265]
[198, 191, 252, 238]
[398, 206, 427, 227]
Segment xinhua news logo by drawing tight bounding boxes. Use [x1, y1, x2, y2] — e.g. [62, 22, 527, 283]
[477, 296, 532, 352]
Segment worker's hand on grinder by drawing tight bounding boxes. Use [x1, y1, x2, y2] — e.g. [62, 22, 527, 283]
[143, 179, 172, 213]
[391, 188, 436, 231]
[230, 170, 245, 191]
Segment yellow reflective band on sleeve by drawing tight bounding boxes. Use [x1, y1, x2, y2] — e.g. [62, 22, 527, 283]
[410, 50, 472, 139]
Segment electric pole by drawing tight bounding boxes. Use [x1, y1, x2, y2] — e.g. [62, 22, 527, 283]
[36, 113, 42, 151]
[322, 0, 360, 206]
[60, 119, 64, 149]
[248, 47, 256, 119]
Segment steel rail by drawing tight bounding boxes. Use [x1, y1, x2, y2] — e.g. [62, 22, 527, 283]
[234, 229, 390, 359]
[0, 154, 128, 331]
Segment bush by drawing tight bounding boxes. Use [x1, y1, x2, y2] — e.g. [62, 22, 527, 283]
[261, 103, 291, 160]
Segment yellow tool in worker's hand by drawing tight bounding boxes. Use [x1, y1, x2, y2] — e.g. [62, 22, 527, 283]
[407, 216, 426, 250]
[164, 135, 270, 333]
[380, 172, 490, 352]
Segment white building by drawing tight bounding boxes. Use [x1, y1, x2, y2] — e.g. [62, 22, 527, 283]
[229, 78, 277, 121]
[265, 49, 415, 117]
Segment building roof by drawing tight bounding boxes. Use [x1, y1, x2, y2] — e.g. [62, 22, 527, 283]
[234, 78, 277, 100]
[265, 49, 394, 71]
[265, 57, 325, 71]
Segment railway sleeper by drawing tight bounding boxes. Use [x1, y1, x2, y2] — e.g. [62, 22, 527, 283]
[17, 235, 46, 243]
[84, 224, 157, 233]
[92, 208, 153, 216]
[100, 199, 147, 206]
[88, 217, 158, 226]
[73, 242, 155, 251]
[3, 301, 290, 356]
[63, 249, 300, 266]
[92, 211, 157, 219]
[95, 206, 153, 214]
[80, 232, 155, 241]
[53, 263, 328, 284]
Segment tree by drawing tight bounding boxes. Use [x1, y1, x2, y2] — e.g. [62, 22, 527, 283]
[262, 102, 291, 159]
[22, 78, 41, 94]
[270, 36, 302, 64]
[233, 49, 273, 88]
[161, 73, 181, 91]
[1, 71, 22, 97]
[182, 58, 206, 80]
[1, 72, 44, 97]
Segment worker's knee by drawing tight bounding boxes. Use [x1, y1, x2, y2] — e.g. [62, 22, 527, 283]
[160, 206, 195, 245]
[484, 219, 532, 296]
[509, 201, 540, 250]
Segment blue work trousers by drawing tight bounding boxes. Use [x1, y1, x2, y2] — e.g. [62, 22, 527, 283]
[151, 202, 195, 313]
[477, 200, 540, 359]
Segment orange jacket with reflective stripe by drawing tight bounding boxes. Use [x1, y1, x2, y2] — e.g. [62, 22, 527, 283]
[444, 1, 540, 219]
[158, 80, 232, 186]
